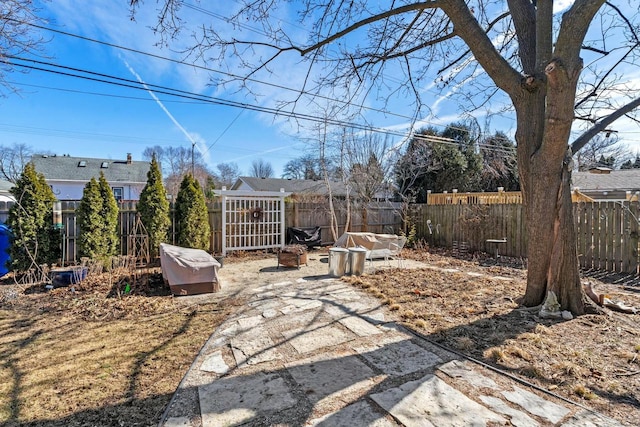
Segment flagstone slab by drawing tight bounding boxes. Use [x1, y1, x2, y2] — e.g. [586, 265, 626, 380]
[248, 299, 283, 310]
[479, 395, 540, 427]
[283, 324, 352, 354]
[362, 311, 385, 324]
[339, 316, 383, 337]
[262, 308, 279, 318]
[280, 297, 323, 312]
[200, 351, 229, 375]
[438, 360, 499, 389]
[163, 416, 193, 427]
[370, 374, 505, 427]
[237, 314, 265, 329]
[199, 372, 297, 427]
[307, 400, 396, 427]
[231, 328, 281, 366]
[286, 354, 377, 404]
[323, 301, 379, 317]
[354, 339, 442, 376]
[560, 410, 627, 427]
[502, 386, 570, 424]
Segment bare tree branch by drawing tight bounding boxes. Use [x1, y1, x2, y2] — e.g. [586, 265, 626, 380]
[572, 95, 640, 154]
[0, 1, 49, 95]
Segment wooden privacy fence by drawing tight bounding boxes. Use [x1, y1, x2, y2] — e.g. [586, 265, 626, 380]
[411, 203, 527, 259]
[427, 191, 523, 205]
[0, 199, 403, 264]
[412, 201, 640, 275]
[575, 201, 640, 274]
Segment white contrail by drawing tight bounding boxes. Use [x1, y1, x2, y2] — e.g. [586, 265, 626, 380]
[122, 59, 210, 165]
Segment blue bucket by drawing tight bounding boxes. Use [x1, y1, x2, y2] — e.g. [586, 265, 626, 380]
[0, 224, 10, 277]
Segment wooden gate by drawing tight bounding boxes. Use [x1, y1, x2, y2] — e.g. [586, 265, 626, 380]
[216, 189, 291, 256]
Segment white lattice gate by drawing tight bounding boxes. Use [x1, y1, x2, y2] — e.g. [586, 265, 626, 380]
[216, 189, 291, 256]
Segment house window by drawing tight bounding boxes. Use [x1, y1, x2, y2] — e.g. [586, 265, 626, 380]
[78, 161, 86, 167]
[112, 187, 123, 202]
[101, 162, 109, 168]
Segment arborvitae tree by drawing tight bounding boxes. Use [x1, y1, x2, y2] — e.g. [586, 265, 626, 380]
[77, 177, 104, 259]
[620, 159, 633, 170]
[137, 155, 170, 257]
[204, 175, 216, 202]
[98, 172, 119, 256]
[174, 174, 211, 251]
[7, 162, 60, 271]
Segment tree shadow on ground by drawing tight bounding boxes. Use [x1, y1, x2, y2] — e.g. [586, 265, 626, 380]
[163, 287, 602, 427]
[582, 268, 640, 289]
[0, 393, 174, 427]
[0, 294, 222, 427]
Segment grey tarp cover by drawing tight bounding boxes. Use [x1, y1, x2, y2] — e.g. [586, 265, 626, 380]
[160, 243, 221, 292]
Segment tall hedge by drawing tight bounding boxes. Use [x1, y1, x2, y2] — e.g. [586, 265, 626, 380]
[175, 174, 211, 251]
[77, 177, 104, 259]
[76, 173, 120, 260]
[137, 155, 170, 257]
[98, 172, 119, 256]
[7, 162, 60, 271]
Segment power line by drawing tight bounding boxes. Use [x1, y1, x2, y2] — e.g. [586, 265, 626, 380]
[11, 15, 495, 139]
[7, 57, 520, 154]
[6, 57, 413, 138]
[4, 16, 525, 153]
[13, 17, 417, 124]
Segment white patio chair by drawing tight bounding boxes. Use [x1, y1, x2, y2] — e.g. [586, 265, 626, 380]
[364, 240, 392, 267]
[388, 235, 407, 267]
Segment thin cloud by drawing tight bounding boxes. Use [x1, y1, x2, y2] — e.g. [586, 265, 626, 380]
[122, 58, 211, 166]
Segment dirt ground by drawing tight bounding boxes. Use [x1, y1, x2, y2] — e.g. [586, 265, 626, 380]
[352, 248, 640, 427]
[1, 247, 639, 426]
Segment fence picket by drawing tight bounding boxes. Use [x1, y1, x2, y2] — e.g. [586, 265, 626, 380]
[0, 200, 403, 263]
[3, 196, 640, 276]
[410, 201, 640, 276]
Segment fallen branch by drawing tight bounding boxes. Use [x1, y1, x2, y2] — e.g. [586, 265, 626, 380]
[583, 281, 638, 314]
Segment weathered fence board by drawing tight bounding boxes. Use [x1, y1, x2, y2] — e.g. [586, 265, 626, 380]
[0, 199, 402, 264]
[411, 201, 640, 276]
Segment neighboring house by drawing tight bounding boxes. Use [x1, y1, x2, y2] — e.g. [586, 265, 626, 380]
[231, 176, 350, 199]
[230, 176, 394, 201]
[572, 168, 640, 201]
[0, 179, 14, 203]
[31, 153, 150, 201]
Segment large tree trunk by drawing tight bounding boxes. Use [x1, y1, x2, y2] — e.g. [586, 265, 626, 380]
[515, 59, 586, 314]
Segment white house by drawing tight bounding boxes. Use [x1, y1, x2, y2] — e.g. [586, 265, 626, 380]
[0, 179, 14, 203]
[31, 153, 150, 201]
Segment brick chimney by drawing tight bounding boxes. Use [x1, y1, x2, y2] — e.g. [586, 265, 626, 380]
[127, 153, 132, 164]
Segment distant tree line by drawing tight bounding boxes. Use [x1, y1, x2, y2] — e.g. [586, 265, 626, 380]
[394, 123, 520, 203]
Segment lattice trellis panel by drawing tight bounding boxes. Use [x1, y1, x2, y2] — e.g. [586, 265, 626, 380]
[216, 190, 290, 255]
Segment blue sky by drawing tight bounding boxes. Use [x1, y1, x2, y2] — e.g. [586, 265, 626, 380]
[1, 1, 325, 176]
[1, 1, 639, 177]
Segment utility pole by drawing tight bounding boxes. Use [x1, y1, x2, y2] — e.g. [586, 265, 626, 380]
[191, 142, 195, 177]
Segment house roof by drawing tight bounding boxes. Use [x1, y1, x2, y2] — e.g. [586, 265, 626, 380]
[0, 179, 13, 194]
[572, 169, 640, 192]
[31, 154, 149, 184]
[231, 176, 349, 196]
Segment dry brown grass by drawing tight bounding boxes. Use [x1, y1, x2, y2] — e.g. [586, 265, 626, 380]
[0, 270, 243, 426]
[351, 250, 640, 426]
